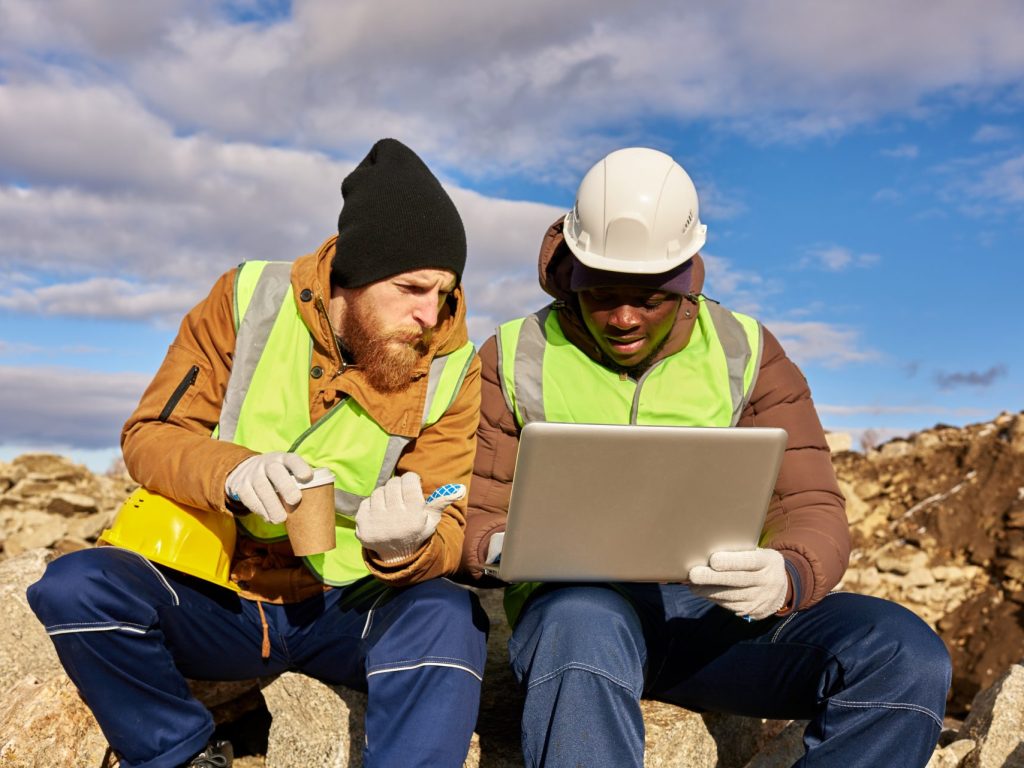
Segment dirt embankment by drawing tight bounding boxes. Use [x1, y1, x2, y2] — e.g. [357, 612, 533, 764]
[833, 411, 1024, 715]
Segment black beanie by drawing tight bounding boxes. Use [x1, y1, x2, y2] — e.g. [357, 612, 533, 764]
[332, 138, 467, 288]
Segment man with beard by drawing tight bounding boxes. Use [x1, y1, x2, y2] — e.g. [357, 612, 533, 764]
[29, 139, 487, 768]
[461, 147, 951, 767]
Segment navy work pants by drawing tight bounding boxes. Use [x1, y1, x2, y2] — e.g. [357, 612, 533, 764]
[28, 547, 488, 768]
[510, 584, 951, 767]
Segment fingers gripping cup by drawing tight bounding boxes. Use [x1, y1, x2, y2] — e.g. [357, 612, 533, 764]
[285, 467, 337, 556]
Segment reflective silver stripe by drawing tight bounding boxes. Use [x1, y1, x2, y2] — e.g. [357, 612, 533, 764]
[495, 323, 516, 416]
[738, 324, 763, 420]
[423, 348, 474, 425]
[512, 308, 550, 425]
[219, 262, 293, 442]
[47, 624, 149, 636]
[703, 301, 754, 427]
[365, 661, 483, 682]
[334, 488, 364, 516]
[378, 436, 411, 486]
[361, 589, 390, 639]
[422, 355, 447, 424]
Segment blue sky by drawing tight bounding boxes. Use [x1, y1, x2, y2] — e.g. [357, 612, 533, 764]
[1, 0, 1021, 472]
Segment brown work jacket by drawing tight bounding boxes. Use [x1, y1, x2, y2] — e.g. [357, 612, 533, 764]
[121, 235, 481, 604]
[461, 220, 848, 613]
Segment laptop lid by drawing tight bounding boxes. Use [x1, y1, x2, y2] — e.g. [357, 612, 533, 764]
[489, 422, 787, 583]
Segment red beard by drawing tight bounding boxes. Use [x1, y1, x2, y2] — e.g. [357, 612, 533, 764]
[341, 300, 432, 392]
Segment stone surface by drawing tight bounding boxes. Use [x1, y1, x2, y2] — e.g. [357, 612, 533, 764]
[4, 414, 1024, 765]
[926, 739, 978, 768]
[260, 673, 367, 768]
[742, 720, 808, 768]
[0, 675, 110, 768]
[959, 662, 1024, 768]
[0, 548, 60, 695]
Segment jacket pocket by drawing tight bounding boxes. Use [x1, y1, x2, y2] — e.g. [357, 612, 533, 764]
[159, 365, 199, 422]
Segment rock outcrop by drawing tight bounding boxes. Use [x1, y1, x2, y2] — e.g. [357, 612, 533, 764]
[2, 410, 1023, 766]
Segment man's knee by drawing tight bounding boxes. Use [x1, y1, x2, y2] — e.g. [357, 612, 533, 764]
[878, 601, 951, 695]
[374, 579, 488, 667]
[28, 547, 167, 628]
[511, 587, 645, 691]
[831, 594, 951, 705]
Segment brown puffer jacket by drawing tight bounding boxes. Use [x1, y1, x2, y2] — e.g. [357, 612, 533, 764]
[461, 220, 848, 613]
[122, 235, 481, 604]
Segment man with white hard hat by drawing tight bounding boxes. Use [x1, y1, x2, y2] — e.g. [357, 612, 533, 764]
[461, 147, 951, 767]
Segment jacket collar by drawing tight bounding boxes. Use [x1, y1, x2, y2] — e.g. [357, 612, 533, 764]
[290, 235, 470, 437]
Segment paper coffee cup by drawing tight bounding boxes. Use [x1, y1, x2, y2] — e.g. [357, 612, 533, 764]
[285, 467, 337, 556]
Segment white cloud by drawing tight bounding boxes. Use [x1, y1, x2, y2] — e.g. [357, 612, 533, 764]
[936, 151, 1024, 214]
[881, 144, 919, 159]
[700, 252, 771, 307]
[971, 124, 1017, 143]
[0, 365, 151, 449]
[765, 321, 877, 368]
[971, 154, 1024, 204]
[0, 278, 200, 323]
[5, 1, 1024, 180]
[872, 188, 903, 203]
[801, 245, 881, 271]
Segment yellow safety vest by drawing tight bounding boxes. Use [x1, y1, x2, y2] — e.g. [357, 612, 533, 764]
[495, 298, 762, 622]
[220, 261, 474, 585]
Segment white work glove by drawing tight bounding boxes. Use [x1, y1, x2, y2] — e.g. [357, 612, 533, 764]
[225, 451, 313, 525]
[355, 473, 466, 563]
[688, 548, 789, 621]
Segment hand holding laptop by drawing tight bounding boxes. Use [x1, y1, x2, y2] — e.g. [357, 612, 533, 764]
[688, 548, 788, 620]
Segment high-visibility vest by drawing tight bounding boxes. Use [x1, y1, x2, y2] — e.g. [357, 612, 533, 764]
[495, 297, 762, 622]
[220, 261, 475, 585]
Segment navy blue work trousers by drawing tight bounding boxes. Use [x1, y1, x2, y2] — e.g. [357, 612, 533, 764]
[510, 584, 951, 768]
[28, 547, 488, 768]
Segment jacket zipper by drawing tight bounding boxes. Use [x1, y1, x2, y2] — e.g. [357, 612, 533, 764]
[315, 295, 348, 376]
[158, 365, 199, 422]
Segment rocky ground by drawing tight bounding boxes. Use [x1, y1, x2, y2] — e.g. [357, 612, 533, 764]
[1, 410, 1022, 766]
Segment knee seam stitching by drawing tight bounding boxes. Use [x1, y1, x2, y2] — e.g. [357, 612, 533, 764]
[830, 698, 943, 728]
[528, 662, 640, 697]
[770, 590, 846, 643]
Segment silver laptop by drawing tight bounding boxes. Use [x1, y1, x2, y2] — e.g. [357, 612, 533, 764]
[484, 422, 787, 582]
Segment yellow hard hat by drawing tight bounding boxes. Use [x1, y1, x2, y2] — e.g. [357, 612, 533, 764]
[99, 488, 239, 592]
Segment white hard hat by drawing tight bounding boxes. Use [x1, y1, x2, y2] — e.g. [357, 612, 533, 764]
[563, 147, 707, 274]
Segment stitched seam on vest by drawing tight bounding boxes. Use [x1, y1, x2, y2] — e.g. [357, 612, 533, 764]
[287, 394, 348, 452]
[631, 359, 667, 424]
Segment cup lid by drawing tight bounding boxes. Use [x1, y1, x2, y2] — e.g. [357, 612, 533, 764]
[298, 467, 336, 489]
